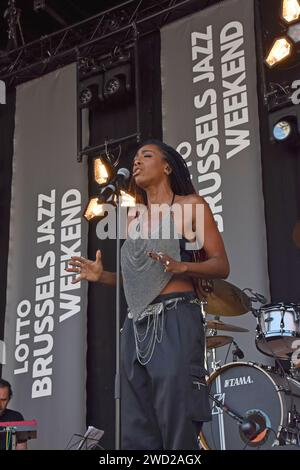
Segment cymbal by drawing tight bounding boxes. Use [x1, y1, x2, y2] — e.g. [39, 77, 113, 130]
[202, 280, 251, 316]
[206, 320, 249, 333]
[206, 335, 233, 349]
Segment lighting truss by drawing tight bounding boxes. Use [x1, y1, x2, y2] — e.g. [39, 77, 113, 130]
[0, 0, 203, 87]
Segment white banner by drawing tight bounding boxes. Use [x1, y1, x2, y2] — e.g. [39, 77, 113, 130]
[3, 64, 88, 449]
[161, 0, 270, 363]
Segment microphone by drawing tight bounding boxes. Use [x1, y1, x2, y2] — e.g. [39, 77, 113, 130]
[232, 341, 244, 360]
[239, 411, 267, 442]
[99, 168, 130, 202]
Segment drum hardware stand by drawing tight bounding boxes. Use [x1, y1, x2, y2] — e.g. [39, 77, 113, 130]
[280, 425, 300, 447]
[210, 345, 221, 371]
[195, 298, 221, 378]
[243, 288, 266, 306]
[231, 341, 244, 362]
[290, 362, 300, 382]
[279, 402, 300, 447]
[288, 407, 300, 426]
[197, 299, 210, 372]
[278, 396, 300, 446]
[207, 391, 244, 425]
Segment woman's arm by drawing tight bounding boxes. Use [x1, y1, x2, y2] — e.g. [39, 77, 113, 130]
[99, 270, 117, 286]
[66, 250, 118, 287]
[66, 208, 138, 287]
[180, 194, 230, 279]
[149, 194, 229, 280]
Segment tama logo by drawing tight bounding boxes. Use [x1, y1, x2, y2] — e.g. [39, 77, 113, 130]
[224, 376, 254, 387]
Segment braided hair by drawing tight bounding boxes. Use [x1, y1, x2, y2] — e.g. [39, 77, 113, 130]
[129, 139, 196, 204]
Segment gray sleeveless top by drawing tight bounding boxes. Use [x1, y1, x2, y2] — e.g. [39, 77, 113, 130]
[121, 208, 181, 322]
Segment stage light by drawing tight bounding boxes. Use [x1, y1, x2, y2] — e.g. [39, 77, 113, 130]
[93, 156, 112, 186]
[83, 198, 104, 221]
[78, 84, 100, 109]
[265, 37, 292, 67]
[78, 74, 104, 109]
[101, 59, 132, 103]
[84, 191, 136, 222]
[103, 76, 124, 99]
[79, 86, 93, 107]
[272, 119, 293, 141]
[282, 0, 300, 24]
[269, 106, 300, 144]
[287, 22, 300, 42]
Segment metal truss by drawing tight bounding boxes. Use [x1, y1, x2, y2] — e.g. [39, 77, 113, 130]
[0, 0, 203, 87]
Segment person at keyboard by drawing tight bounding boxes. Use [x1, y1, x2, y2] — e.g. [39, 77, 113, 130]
[0, 378, 27, 450]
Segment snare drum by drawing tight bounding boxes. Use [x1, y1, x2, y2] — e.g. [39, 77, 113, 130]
[256, 303, 300, 359]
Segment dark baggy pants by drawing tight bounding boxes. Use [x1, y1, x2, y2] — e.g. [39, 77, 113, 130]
[121, 291, 211, 450]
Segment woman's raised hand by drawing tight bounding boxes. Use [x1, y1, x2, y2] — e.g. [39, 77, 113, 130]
[66, 249, 103, 284]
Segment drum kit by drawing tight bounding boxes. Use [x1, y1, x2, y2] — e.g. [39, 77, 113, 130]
[197, 279, 300, 450]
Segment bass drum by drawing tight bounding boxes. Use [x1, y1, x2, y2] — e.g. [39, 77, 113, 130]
[200, 362, 300, 450]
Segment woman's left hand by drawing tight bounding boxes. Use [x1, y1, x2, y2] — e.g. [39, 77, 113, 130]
[147, 250, 187, 274]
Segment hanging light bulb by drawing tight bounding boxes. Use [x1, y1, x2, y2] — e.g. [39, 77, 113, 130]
[83, 198, 104, 221]
[282, 0, 300, 23]
[93, 156, 112, 186]
[84, 191, 136, 221]
[265, 37, 292, 67]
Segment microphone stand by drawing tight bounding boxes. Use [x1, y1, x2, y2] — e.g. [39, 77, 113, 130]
[99, 170, 129, 450]
[115, 190, 122, 450]
[208, 392, 244, 425]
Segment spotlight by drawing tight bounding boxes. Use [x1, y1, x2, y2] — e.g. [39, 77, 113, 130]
[84, 191, 136, 222]
[265, 37, 292, 67]
[83, 198, 105, 221]
[79, 85, 96, 108]
[101, 62, 132, 103]
[78, 48, 132, 108]
[272, 119, 293, 141]
[282, 0, 300, 24]
[287, 22, 300, 42]
[93, 156, 113, 186]
[78, 74, 104, 109]
[269, 106, 300, 145]
[103, 76, 124, 99]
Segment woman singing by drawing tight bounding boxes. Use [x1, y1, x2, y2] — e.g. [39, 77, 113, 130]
[67, 139, 229, 450]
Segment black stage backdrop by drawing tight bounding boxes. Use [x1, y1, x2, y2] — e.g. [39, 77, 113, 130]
[258, 0, 300, 302]
[86, 32, 162, 449]
[0, 90, 15, 375]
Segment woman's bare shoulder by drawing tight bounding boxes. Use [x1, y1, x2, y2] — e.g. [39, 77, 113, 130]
[175, 194, 206, 205]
